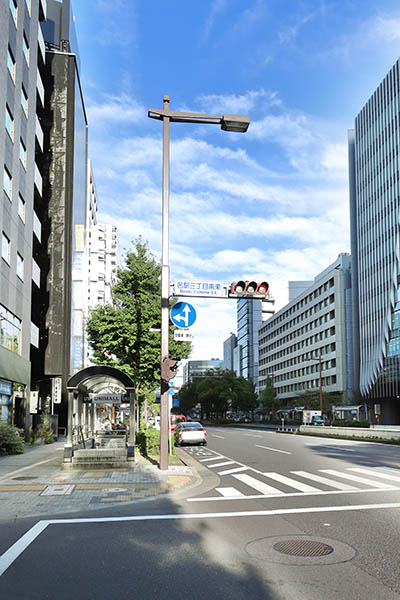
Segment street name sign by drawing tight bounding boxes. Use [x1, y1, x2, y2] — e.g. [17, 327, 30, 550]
[173, 280, 226, 298]
[170, 302, 196, 328]
[174, 329, 194, 341]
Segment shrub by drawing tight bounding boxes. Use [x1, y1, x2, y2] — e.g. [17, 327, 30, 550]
[0, 422, 25, 455]
[35, 415, 54, 444]
[331, 419, 370, 428]
[136, 427, 174, 456]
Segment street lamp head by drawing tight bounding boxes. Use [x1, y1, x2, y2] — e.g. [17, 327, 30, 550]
[221, 114, 250, 133]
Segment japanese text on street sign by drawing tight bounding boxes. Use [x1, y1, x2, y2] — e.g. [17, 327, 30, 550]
[174, 329, 194, 342]
[174, 280, 225, 297]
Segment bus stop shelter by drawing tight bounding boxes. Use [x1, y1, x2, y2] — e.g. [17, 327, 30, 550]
[64, 365, 137, 463]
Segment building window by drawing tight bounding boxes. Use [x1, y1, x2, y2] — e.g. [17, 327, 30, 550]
[3, 167, 12, 199]
[21, 86, 28, 116]
[9, 0, 17, 24]
[0, 304, 21, 354]
[5, 106, 13, 140]
[2, 233, 10, 265]
[17, 253, 24, 280]
[19, 139, 26, 168]
[22, 34, 29, 65]
[18, 195, 25, 222]
[7, 47, 15, 81]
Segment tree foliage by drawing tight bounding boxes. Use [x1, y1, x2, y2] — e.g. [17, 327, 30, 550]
[86, 238, 191, 391]
[260, 376, 280, 414]
[179, 369, 258, 420]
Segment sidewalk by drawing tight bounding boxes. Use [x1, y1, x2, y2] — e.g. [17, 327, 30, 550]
[0, 440, 201, 519]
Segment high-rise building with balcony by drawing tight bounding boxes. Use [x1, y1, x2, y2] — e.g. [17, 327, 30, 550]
[349, 58, 400, 423]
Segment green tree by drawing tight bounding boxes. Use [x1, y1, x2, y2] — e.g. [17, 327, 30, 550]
[260, 376, 280, 413]
[86, 238, 191, 391]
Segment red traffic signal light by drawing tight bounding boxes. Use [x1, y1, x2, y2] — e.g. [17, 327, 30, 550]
[161, 357, 178, 382]
[229, 280, 269, 298]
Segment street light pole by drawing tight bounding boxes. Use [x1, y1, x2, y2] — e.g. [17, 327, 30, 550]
[149, 97, 249, 471]
[160, 95, 171, 471]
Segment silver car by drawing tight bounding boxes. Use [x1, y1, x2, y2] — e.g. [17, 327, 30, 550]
[175, 422, 207, 446]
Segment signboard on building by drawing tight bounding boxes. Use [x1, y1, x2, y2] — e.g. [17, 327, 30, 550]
[92, 394, 122, 404]
[52, 377, 62, 404]
[0, 380, 12, 395]
[30, 391, 39, 414]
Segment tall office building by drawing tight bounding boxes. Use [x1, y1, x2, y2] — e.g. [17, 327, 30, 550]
[0, 0, 47, 427]
[349, 58, 400, 423]
[259, 254, 353, 406]
[235, 298, 274, 394]
[223, 332, 237, 372]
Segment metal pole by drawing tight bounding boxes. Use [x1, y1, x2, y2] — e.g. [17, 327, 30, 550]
[160, 95, 170, 471]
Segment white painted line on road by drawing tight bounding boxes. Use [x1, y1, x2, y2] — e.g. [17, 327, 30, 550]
[0, 520, 49, 577]
[216, 487, 244, 497]
[0, 457, 60, 482]
[218, 466, 249, 476]
[263, 472, 320, 493]
[208, 461, 235, 468]
[320, 469, 397, 489]
[3, 502, 400, 577]
[255, 445, 291, 455]
[348, 468, 400, 483]
[199, 456, 225, 462]
[187, 485, 400, 502]
[291, 471, 357, 491]
[243, 434, 263, 438]
[233, 473, 283, 495]
[211, 435, 225, 439]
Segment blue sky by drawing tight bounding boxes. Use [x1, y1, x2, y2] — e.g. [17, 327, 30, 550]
[71, 0, 400, 362]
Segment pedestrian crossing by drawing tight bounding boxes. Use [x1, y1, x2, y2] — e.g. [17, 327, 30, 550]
[184, 447, 400, 502]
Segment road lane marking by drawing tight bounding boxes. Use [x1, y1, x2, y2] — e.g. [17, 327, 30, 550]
[320, 469, 397, 489]
[233, 473, 284, 495]
[263, 472, 320, 492]
[187, 486, 400, 502]
[216, 487, 244, 497]
[255, 445, 292, 455]
[218, 466, 249, 476]
[291, 471, 357, 491]
[199, 456, 225, 462]
[243, 434, 263, 438]
[2, 502, 400, 576]
[211, 435, 225, 439]
[208, 461, 235, 468]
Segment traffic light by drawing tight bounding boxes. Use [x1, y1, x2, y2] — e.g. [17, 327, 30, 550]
[161, 357, 178, 382]
[229, 280, 269, 298]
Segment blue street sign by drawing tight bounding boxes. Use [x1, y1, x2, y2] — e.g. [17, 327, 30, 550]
[170, 302, 196, 329]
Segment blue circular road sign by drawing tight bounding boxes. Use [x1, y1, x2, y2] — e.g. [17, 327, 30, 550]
[170, 302, 197, 329]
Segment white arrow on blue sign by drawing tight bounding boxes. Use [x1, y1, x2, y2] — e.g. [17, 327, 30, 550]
[170, 302, 196, 329]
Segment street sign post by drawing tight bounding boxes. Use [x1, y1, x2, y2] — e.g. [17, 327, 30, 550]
[170, 302, 196, 328]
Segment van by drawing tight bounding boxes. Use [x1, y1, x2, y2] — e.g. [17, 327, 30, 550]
[170, 414, 187, 432]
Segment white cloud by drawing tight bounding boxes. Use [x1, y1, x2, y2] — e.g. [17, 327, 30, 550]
[197, 89, 281, 115]
[87, 94, 146, 126]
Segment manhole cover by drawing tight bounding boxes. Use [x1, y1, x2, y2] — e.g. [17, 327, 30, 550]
[274, 540, 334, 557]
[13, 476, 38, 481]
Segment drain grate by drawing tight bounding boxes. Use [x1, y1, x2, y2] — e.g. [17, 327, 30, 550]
[273, 540, 334, 557]
[13, 476, 38, 481]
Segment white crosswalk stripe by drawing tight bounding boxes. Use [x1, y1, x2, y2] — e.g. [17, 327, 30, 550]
[319, 469, 397, 489]
[232, 473, 284, 495]
[291, 471, 357, 491]
[262, 472, 320, 492]
[199, 456, 225, 462]
[208, 461, 235, 468]
[215, 487, 244, 497]
[218, 466, 249, 476]
[348, 468, 400, 483]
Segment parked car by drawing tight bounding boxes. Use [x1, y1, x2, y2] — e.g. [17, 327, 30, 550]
[311, 415, 325, 425]
[174, 422, 207, 446]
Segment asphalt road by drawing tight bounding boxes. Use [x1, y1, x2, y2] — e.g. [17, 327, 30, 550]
[0, 427, 399, 600]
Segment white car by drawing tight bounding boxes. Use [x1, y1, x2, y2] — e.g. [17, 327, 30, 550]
[174, 422, 207, 446]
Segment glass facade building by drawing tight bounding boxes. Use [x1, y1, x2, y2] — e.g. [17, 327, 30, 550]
[349, 58, 400, 423]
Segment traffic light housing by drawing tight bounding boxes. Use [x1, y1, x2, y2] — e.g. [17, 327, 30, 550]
[229, 280, 269, 298]
[161, 357, 178, 382]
